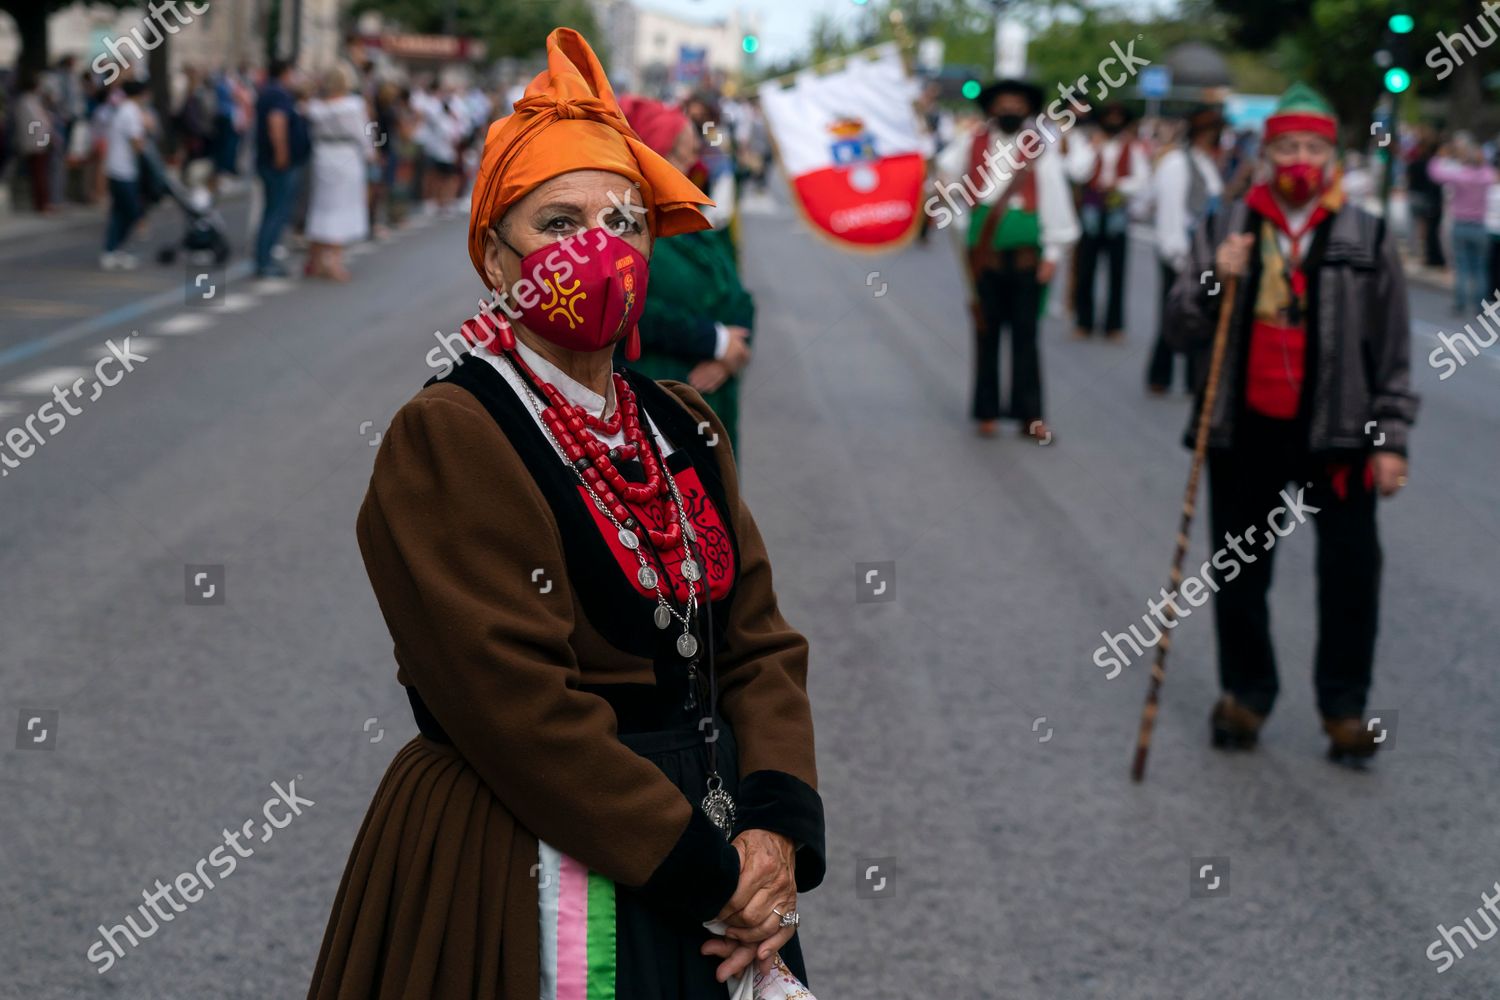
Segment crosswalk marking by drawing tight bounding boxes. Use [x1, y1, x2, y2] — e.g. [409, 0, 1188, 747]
[85, 338, 161, 359]
[6, 366, 91, 395]
[158, 313, 212, 335]
[219, 293, 256, 313]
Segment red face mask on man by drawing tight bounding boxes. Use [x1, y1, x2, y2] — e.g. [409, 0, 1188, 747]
[476, 227, 649, 360]
[1272, 161, 1325, 207]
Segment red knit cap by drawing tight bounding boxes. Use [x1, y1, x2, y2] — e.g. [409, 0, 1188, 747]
[1263, 82, 1337, 143]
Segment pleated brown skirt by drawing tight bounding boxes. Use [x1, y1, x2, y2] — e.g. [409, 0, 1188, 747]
[307, 736, 542, 999]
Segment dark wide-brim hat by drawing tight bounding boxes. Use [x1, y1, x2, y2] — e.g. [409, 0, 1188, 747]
[1091, 101, 1139, 126]
[1186, 105, 1225, 132]
[975, 79, 1044, 116]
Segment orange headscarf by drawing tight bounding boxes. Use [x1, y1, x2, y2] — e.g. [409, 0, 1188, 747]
[466, 28, 713, 286]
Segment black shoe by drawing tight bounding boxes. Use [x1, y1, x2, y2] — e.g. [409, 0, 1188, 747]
[1323, 717, 1381, 767]
[1210, 694, 1265, 750]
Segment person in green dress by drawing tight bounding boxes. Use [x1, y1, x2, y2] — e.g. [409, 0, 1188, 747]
[618, 95, 754, 450]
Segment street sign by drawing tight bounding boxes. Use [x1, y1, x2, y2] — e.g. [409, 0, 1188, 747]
[1138, 66, 1172, 99]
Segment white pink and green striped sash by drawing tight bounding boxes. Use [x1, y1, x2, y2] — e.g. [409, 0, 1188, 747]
[538, 841, 617, 1000]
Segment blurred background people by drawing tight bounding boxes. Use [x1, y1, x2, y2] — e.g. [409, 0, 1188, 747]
[1148, 105, 1224, 394]
[303, 62, 371, 282]
[1407, 127, 1446, 269]
[414, 80, 463, 215]
[14, 71, 53, 213]
[1428, 134, 1497, 315]
[1068, 102, 1151, 341]
[210, 64, 253, 193]
[100, 79, 149, 269]
[937, 78, 1078, 441]
[253, 58, 307, 278]
[1488, 149, 1500, 300]
[173, 64, 216, 179]
[368, 80, 407, 238]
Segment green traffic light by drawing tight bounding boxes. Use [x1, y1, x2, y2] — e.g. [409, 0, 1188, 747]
[962, 79, 981, 99]
[1384, 67, 1411, 93]
[1388, 14, 1415, 34]
[742, 35, 759, 54]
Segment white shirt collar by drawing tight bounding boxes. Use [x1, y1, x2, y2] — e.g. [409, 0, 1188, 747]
[1280, 198, 1316, 234]
[476, 338, 615, 418]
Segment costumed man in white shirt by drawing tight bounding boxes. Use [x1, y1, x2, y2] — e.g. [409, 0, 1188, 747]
[936, 79, 1079, 441]
[1067, 102, 1150, 341]
[1147, 105, 1225, 393]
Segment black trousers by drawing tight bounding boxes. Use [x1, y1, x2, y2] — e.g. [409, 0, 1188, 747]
[1423, 196, 1447, 268]
[1206, 416, 1382, 719]
[972, 262, 1042, 423]
[1073, 229, 1127, 333]
[1147, 261, 1203, 390]
[1489, 235, 1500, 301]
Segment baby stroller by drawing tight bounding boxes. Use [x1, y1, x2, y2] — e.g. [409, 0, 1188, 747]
[139, 143, 231, 266]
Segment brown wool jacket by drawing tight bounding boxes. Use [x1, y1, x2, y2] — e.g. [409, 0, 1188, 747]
[310, 372, 822, 997]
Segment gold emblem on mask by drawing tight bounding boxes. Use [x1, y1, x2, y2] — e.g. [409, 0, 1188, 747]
[540, 272, 586, 329]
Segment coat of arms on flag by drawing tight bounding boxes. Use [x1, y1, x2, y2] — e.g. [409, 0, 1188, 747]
[758, 44, 927, 251]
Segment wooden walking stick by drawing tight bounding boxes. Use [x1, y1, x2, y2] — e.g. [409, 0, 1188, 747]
[1130, 272, 1239, 783]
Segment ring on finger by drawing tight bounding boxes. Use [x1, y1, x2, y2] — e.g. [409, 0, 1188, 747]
[771, 906, 800, 928]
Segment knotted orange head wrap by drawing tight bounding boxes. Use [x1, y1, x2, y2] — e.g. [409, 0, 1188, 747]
[466, 28, 713, 286]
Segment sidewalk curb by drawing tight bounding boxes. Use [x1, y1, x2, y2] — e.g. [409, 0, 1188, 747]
[0, 187, 252, 247]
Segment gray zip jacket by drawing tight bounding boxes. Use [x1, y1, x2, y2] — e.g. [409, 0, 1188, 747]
[1165, 196, 1418, 456]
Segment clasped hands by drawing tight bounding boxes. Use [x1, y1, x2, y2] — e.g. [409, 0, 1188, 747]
[701, 829, 797, 983]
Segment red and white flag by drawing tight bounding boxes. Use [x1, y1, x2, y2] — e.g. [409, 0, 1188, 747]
[758, 45, 926, 251]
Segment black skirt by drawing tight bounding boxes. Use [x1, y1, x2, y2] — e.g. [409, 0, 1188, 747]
[614, 717, 809, 999]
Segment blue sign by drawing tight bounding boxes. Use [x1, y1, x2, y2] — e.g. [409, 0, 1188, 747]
[1138, 66, 1172, 99]
[676, 46, 707, 84]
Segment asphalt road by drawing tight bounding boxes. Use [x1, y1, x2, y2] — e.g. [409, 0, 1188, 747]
[2, 185, 1498, 1000]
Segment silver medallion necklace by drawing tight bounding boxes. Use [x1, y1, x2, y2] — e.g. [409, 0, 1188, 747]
[503, 354, 736, 838]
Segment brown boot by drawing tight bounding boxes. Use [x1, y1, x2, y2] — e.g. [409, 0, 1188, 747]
[1021, 419, 1054, 445]
[1210, 694, 1265, 750]
[1322, 717, 1382, 765]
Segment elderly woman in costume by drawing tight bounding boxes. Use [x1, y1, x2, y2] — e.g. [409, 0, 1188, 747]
[307, 29, 824, 1000]
[615, 95, 754, 450]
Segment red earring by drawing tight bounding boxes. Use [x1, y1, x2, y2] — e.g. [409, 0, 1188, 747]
[624, 325, 641, 362]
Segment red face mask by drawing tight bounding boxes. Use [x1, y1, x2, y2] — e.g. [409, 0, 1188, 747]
[502, 228, 649, 358]
[1273, 162, 1324, 206]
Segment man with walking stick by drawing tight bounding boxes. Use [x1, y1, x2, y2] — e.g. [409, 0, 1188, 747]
[1158, 84, 1417, 767]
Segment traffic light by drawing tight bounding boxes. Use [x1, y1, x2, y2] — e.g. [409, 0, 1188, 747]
[1379, 12, 1414, 94]
[961, 79, 981, 100]
[742, 34, 759, 54]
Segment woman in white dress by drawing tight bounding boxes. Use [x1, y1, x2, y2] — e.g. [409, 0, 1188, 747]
[304, 62, 371, 281]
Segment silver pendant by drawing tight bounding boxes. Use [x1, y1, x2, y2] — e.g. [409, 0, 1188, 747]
[653, 604, 672, 629]
[637, 565, 658, 589]
[685, 523, 696, 542]
[618, 528, 639, 550]
[702, 776, 736, 839]
[676, 631, 699, 658]
[681, 558, 701, 582]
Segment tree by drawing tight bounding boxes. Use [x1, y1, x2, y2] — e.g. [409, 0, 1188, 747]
[1205, 0, 1500, 132]
[350, 0, 602, 61]
[0, 0, 138, 77]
